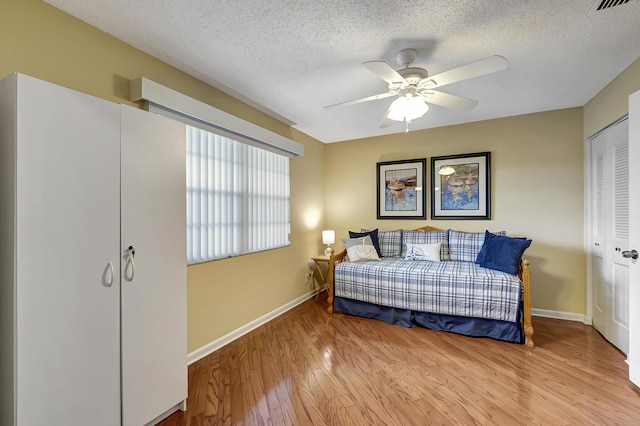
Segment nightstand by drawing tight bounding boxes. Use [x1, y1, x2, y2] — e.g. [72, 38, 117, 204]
[311, 255, 330, 300]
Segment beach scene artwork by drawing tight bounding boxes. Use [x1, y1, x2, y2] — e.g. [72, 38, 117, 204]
[385, 167, 418, 211]
[439, 162, 479, 210]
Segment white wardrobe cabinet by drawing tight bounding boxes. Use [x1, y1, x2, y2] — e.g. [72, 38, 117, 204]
[0, 73, 187, 426]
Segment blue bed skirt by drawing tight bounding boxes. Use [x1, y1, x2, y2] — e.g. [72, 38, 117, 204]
[333, 296, 524, 344]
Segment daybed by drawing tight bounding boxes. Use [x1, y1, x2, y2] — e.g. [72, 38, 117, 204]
[327, 226, 534, 347]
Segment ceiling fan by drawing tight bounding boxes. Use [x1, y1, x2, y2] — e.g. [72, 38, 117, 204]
[325, 49, 508, 130]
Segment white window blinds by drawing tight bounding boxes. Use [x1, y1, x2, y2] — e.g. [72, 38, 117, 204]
[128, 77, 301, 264]
[187, 126, 290, 263]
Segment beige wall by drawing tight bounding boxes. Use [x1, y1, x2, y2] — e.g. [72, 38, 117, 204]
[584, 57, 640, 138]
[1, 0, 327, 352]
[325, 109, 586, 314]
[5, 0, 639, 350]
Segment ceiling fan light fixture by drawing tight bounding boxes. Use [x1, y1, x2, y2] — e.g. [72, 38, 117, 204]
[387, 96, 429, 122]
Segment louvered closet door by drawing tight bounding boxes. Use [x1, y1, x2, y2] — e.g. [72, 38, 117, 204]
[591, 133, 606, 334]
[608, 121, 630, 353]
[590, 118, 629, 354]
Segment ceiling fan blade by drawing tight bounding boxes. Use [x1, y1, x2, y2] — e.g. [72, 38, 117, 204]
[324, 92, 394, 109]
[379, 102, 395, 128]
[422, 91, 478, 111]
[362, 61, 408, 86]
[418, 55, 508, 89]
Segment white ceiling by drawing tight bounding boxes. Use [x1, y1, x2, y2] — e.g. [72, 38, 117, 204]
[45, 0, 640, 143]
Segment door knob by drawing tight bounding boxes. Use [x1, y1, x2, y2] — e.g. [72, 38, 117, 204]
[622, 249, 639, 260]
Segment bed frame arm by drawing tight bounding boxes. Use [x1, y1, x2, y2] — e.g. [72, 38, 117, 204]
[327, 249, 347, 313]
[519, 259, 534, 348]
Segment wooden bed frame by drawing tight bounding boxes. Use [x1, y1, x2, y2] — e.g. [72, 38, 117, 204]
[326, 226, 534, 348]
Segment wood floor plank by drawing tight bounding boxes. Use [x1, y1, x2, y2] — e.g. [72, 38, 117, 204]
[214, 348, 232, 426]
[228, 344, 245, 425]
[159, 298, 640, 426]
[204, 352, 221, 418]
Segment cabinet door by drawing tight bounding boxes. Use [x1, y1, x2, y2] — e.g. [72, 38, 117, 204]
[120, 105, 187, 426]
[15, 75, 121, 425]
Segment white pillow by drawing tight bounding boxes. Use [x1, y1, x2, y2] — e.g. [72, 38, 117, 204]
[341, 236, 381, 262]
[405, 242, 441, 262]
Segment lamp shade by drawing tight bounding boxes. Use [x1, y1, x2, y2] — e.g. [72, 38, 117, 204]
[387, 96, 429, 122]
[322, 230, 335, 245]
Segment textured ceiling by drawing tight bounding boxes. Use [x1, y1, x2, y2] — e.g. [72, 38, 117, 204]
[44, 0, 640, 143]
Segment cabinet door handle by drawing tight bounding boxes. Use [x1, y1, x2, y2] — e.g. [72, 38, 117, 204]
[103, 261, 114, 287]
[124, 252, 135, 282]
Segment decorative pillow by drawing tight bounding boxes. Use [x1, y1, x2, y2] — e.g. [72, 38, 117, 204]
[341, 236, 381, 262]
[362, 228, 402, 258]
[476, 232, 527, 265]
[405, 242, 441, 262]
[401, 230, 449, 260]
[448, 230, 506, 262]
[349, 229, 382, 258]
[476, 231, 532, 275]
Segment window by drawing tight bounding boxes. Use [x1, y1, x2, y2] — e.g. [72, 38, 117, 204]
[129, 77, 303, 264]
[186, 125, 290, 263]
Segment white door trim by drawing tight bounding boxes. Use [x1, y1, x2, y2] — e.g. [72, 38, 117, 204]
[628, 89, 640, 388]
[584, 135, 593, 322]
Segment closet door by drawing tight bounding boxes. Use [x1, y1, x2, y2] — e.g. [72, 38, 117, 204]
[591, 132, 606, 333]
[15, 75, 121, 425]
[608, 122, 630, 353]
[590, 118, 629, 354]
[120, 105, 187, 426]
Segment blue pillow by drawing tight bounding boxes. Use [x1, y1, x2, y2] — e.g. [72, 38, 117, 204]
[476, 231, 531, 275]
[349, 229, 382, 258]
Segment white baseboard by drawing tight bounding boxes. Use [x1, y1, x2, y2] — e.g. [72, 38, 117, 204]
[187, 289, 317, 365]
[532, 308, 590, 324]
[188, 299, 591, 364]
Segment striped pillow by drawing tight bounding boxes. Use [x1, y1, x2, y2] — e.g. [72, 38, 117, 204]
[449, 230, 506, 262]
[401, 230, 449, 260]
[362, 228, 402, 258]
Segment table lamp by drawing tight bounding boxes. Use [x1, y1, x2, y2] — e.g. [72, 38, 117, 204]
[322, 230, 335, 257]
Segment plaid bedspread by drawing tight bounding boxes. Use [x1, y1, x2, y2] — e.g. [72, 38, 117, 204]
[334, 259, 522, 322]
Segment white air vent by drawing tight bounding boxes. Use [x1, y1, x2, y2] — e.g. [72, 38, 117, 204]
[590, 0, 634, 13]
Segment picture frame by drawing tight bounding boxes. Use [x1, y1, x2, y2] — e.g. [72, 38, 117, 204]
[430, 152, 491, 220]
[377, 158, 426, 219]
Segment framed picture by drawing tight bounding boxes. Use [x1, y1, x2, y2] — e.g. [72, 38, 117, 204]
[377, 158, 426, 219]
[430, 152, 491, 220]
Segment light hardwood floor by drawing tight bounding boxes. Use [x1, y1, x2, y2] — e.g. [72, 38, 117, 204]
[159, 297, 640, 425]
